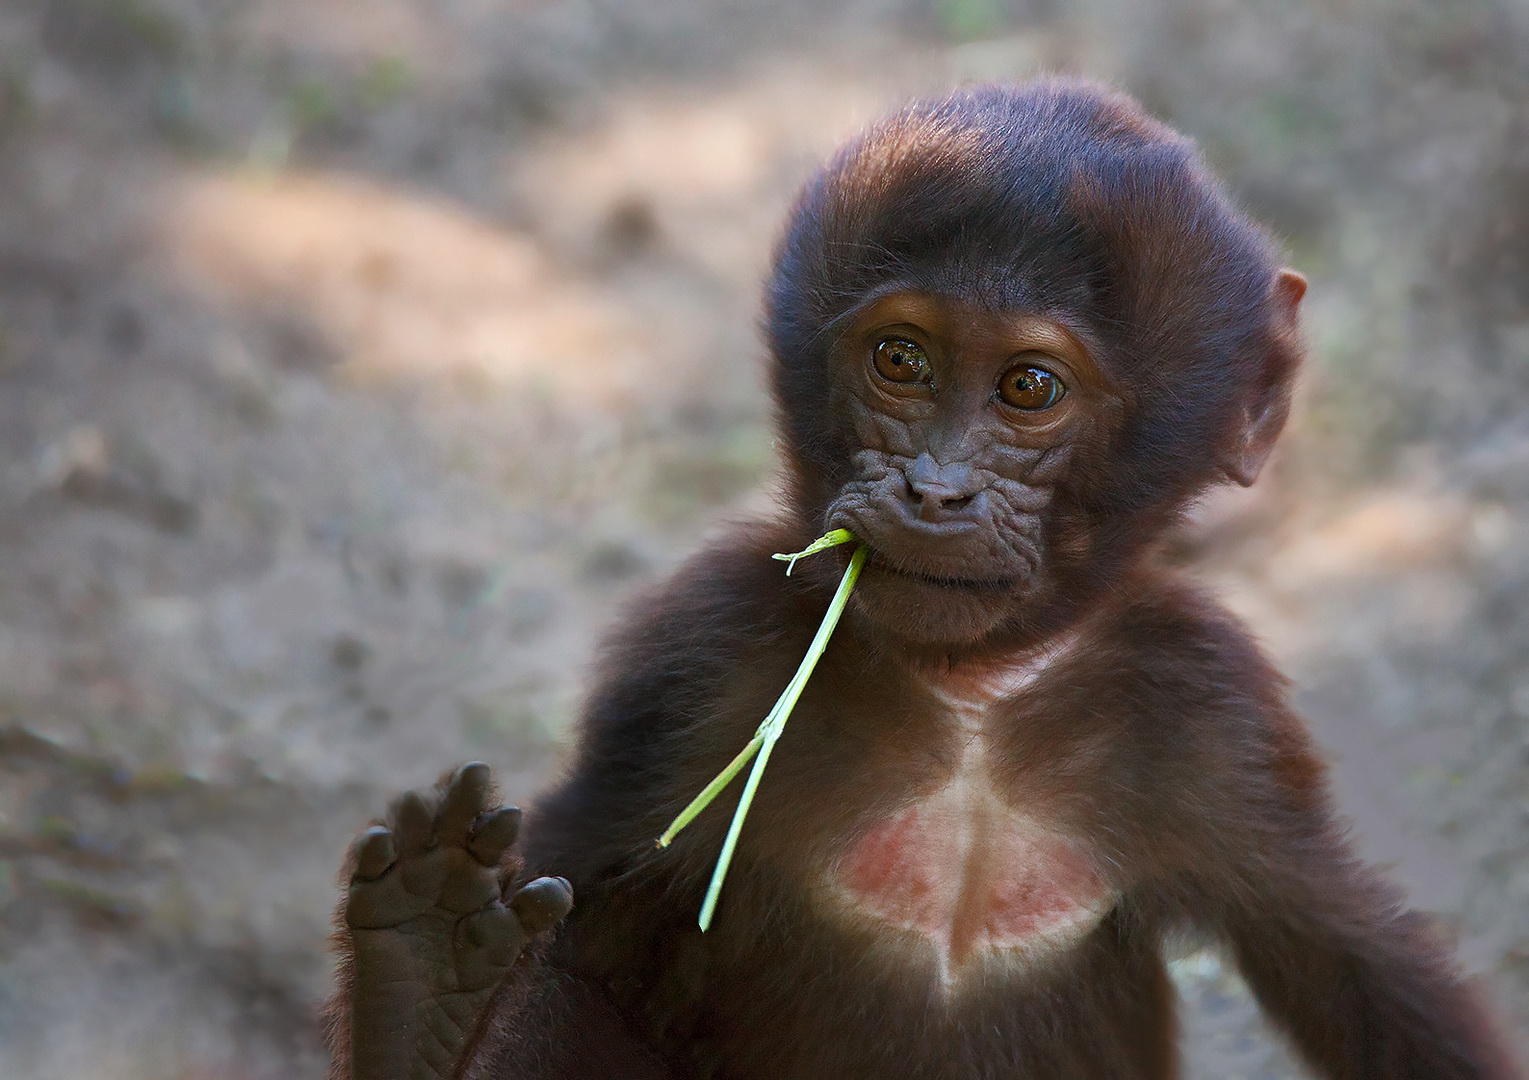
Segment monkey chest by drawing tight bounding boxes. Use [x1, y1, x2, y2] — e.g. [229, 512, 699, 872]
[820, 672, 1115, 985]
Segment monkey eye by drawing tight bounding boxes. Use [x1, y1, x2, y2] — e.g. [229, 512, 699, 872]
[998, 362, 1066, 410]
[872, 338, 932, 384]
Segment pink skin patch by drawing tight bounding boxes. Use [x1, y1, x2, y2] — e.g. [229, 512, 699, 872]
[830, 637, 1112, 984]
[840, 798, 1107, 970]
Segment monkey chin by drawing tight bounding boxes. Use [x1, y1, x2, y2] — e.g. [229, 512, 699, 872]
[851, 566, 1026, 647]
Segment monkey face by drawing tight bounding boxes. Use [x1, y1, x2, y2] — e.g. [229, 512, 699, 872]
[767, 84, 1305, 650]
[820, 289, 1122, 646]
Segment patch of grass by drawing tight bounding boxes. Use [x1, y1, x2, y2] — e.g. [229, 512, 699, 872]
[288, 80, 339, 131]
[937, 0, 1005, 42]
[358, 56, 414, 111]
[0, 60, 32, 140]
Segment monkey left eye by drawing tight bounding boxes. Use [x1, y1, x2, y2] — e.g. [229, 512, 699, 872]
[872, 339, 932, 384]
[998, 364, 1066, 410]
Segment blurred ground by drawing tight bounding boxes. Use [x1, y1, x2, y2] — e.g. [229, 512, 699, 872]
[0, 1, 1525, 1077]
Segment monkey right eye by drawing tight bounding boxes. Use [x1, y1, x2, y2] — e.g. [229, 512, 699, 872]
[872, 339, 932, 384]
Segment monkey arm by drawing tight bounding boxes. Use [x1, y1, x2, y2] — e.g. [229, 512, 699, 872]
[1224, 848, 1518, 1079]
[1202, 746, 1521, 1080]
[1115, 601, 1523, 1080]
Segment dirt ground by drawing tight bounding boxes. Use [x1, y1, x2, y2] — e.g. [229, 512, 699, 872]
[0, 1, 1525, 1077]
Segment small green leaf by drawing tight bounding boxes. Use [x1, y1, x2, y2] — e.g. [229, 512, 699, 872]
[771, 528, 857, 575]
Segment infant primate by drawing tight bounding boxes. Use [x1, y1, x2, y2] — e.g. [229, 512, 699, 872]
[327, 79, 1520, 1080]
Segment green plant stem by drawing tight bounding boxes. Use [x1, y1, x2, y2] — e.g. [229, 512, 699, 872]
[656, 531, 860, 850]
[656, 732, 764, 848]
[669, 541, 866, 931]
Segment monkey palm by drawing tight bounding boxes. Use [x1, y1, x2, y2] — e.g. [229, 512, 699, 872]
[327, 79, 1520, 1080]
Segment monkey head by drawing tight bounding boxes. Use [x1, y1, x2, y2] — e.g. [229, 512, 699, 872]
[766, 80, 1306, 648]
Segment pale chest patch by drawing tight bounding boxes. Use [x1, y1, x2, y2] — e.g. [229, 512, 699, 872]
[824, 635, 1115, 987]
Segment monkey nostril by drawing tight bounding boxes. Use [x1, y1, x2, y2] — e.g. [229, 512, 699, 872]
[901, 479, 979, 521]
[899, 455, 982, 521]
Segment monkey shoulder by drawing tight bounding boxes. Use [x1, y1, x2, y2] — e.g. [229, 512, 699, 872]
[1079, 573, 1321, 784]
[1090, 571, 1333, 837]
[524, 522, 824, 864]
[1090, 570, 1288, 715]
[584, 522, 825, 730]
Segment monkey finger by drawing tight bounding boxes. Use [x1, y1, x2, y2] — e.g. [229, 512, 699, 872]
[510, 876, 573, 933]
[459, 904, 526, 952]
[439, 762, 493, 845]
[351, 825, 397, 881]
[468, 806, 523, 866]
[390, 789, 435, 855]
[456, 905, 529, 986]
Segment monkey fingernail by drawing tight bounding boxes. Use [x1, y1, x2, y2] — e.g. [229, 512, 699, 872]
[440, 762, 494, 843]
[391, 789, 434, 854]
[469, 806, 523, 865]
[352, 825, 397, 880]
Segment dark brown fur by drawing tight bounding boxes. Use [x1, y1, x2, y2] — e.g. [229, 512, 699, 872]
[332, 79, 1521, 1080]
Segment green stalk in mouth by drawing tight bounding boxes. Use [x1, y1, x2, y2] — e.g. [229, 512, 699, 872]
[656, 529, 866, 931]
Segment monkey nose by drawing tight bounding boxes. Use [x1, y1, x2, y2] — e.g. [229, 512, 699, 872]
[901, 454, 983, 523]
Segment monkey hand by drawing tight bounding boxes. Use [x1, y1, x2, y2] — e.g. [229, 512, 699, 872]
[336, 762, 572, 1080]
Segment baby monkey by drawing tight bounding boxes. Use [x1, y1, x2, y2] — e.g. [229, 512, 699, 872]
[327, 79, 1521, 1080]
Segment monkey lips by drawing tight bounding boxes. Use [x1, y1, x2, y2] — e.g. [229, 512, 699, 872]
[829, 531, 1044, 646]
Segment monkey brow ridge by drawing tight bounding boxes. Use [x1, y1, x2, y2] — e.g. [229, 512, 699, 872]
[656, 529, 866, 931]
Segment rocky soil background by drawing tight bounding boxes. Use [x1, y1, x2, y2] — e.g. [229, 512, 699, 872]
[0, 1, 1525, 1077]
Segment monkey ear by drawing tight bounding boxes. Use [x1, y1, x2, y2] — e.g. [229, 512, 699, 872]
[1274, 267, 1308, 307]
[1222, 268, 1306, 487]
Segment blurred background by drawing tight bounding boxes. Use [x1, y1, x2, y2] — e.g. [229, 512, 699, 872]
[0, 0, 1525, 1076]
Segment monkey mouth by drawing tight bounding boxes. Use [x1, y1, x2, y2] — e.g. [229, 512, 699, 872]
[864, 548, 1018, 593]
